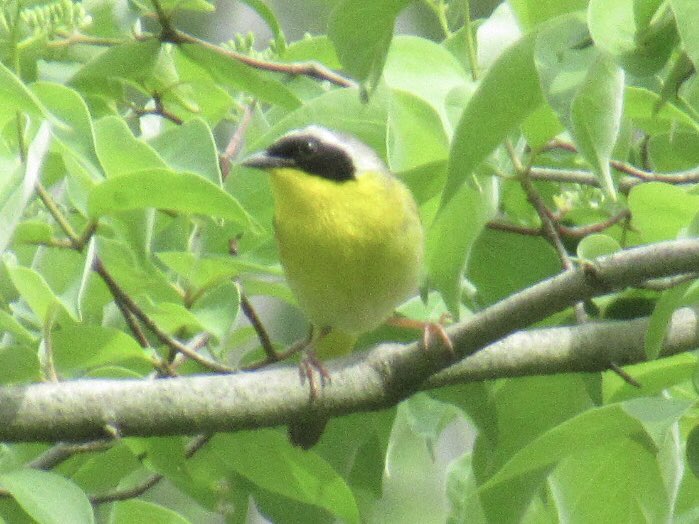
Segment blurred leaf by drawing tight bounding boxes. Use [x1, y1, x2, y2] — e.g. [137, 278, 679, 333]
[6, 265, 74, 322]
[624, 86, 699, 134]
[570, 55, 624, 200]
[644, 282, 692, 360]
[51, 323, 151, 373]
[0, 122, 51, 253]
[94, 116, 167, 178]
[214, 431, 360, 523]
[387, 89, 449, 172]
[576, 233, 622, 261]
[384, 35, 469, 134]
[69, 40, 162, 98]
[670, 0, 699, 70]
[427, 176, 497, 315]
[441, 32, 542, 206]
[111, 500, 190, 524]
[328, 0, 411, 89]
[0, 469, 94, 524]
[628, 182, 699, 242]
[0, 345, 40, 384]
[88, 169, 255, 229]
[648, 131, 699, 171]
[484, 398, 691, 488]
[179, 44, 300, 109]
[0, 61, 49, 124]
[589, 0, 677, 75]
[508, 0, 587, 28]
[469, 229, 560, 306]
[687, 425, 699, 479]
[550, 436, 673, 522]
[149, 118, 221, 184]
[190, 281, 240, 342]
[240, 0, 286, 51]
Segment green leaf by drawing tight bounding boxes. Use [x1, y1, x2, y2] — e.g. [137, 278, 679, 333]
[190, 281, 240, 342]
[149, 118, 221, 184]
[69, 40, 162, 97]
[6, 266, 73, 322]
[624, 86, 699, 134]
[687, 425, 699, 479]
[0, 122, 51, 253]
[384, 36, 469, 133]
[469, 229, 561, 306]
[31, 83, 101, 179]
[549, 437, 673, 522]
[483, 398, 692, 488]
[628, 182, 699, 243]
[576, 233, 622, 261]
[387, 89, 449, 172]
[214, 431, 359, 524]
[427, 177, 497, 315]
[157, 251, 281, 289]
[88, 169, 255, 229]
[51, 323, 151, 373]
[240, 0, 286, 51]
[672, 0, 699, 70]
[179, 44, 300, 109]
[11, 221, 52, 245]
[94, 116, 168, 178]
[570, 55, 624, 200]
[589, 0, 677, 75]
[0, 310, 38, 345]
[328, 0, 411, 88]
[644, 281, 693, 360]
[0, 345, 40, 384]
[111, 500, 190, 524]
[0, 469, 94, 524]
[441, 32, 542, 206]
[0, 62, 49, 125]
[509, 0, 588, 28]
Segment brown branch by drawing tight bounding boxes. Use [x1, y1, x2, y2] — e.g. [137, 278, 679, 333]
[93, 259, 234, 373]
[171, 31, 355, 88]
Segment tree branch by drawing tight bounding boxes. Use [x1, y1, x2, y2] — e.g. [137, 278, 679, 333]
[0, 240, 697, 442]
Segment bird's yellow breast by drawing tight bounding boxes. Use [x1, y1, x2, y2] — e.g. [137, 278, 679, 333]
[269, 168, 424, 337]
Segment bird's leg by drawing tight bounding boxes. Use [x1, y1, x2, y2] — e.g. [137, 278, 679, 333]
[298, 326, 332, 401]
[387, 314, 454, 355]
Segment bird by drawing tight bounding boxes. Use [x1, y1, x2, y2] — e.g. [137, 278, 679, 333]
[242, 126, 440, 447]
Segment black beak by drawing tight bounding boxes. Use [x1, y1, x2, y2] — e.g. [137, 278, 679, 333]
[241, 152, 295, 170]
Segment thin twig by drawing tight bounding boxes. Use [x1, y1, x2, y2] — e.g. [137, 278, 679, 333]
[171, 31, 356, 88]
[90, 434, 211, 504]
[93, 259, 234, 373]
[221, 102, 256, 180]
[240, 294, 277, 362]
[28, 440, 112, 470]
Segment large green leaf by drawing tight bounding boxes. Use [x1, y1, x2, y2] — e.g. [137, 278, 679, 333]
[441, 32, 542, 207]
[570, 54, 624, 200]
[0, 469, 94, 524]
[328, 0, 411, 88]
[672, 0, 699, 69]
[88, 168, 255, 229]
[214, 431, 360, 523]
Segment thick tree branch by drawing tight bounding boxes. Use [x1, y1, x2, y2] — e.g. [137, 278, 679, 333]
[0, 240, 697, 442]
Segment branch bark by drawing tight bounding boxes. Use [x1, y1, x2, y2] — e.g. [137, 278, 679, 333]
[0, 240, 697, 442]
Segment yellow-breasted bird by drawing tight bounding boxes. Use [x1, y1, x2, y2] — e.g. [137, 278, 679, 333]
[242, 126, 431, 447]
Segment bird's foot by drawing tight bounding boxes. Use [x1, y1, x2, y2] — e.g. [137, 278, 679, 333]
[387, 314, 454, 356]
[298, 349, 331, 401]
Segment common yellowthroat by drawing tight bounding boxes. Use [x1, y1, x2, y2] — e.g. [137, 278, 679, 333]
[243, 126, 426, 446]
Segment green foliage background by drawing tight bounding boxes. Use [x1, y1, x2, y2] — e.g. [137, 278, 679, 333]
[1, 0, 699, 522]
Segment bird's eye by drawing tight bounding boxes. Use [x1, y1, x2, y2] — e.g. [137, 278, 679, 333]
[297, 138, 318, 157]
